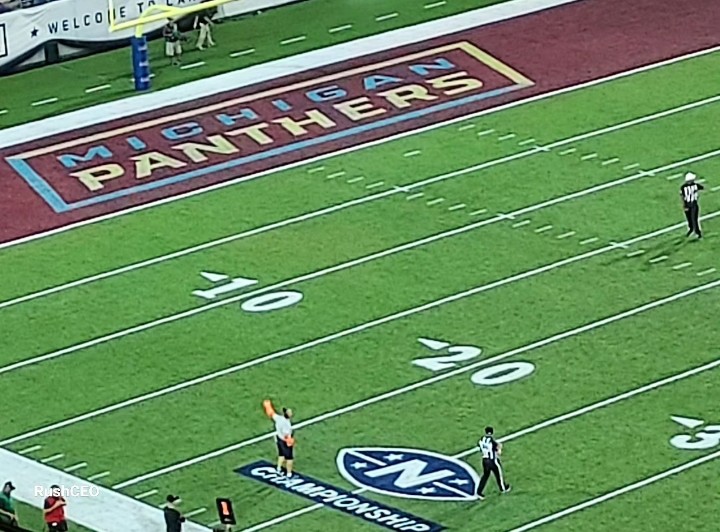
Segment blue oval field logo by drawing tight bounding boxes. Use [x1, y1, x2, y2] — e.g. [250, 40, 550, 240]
[336, 447, 479, 501]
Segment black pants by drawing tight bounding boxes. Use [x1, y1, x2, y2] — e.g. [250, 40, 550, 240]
[685, 202, 702, 236]
[476, 458, 507, 495]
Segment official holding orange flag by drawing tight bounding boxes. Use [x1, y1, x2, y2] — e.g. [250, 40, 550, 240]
[263, 400, 295, 477]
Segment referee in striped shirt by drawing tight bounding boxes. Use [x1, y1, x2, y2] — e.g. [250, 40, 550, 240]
[475, 426, 511, 500]
[681, 172, 704, 239]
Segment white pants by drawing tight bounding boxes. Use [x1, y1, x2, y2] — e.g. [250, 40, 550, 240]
[197, 24, 215, 48]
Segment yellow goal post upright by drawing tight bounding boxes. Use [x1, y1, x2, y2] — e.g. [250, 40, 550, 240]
[107, 0, 234, 91]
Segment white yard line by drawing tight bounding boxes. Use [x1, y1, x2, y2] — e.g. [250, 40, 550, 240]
[113, 278, 720, 489]
[2, 98, 718, 312]
[8, 213, 719, 454]
[243, 356, 720, 530]
[3, 41, 719, 252]
[509, 449, 720, 531]
[375, 13, 398, 21]
[2, 151, 718, 377]
[86, 471, 110, 481]
[535, 225, 553, 233]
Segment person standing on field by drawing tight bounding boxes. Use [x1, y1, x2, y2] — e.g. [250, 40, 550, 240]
[681, 171, 704, 239]
[163, 19, 183, 66]
[0, 481, 19, 527]
[43, 485, 68, 531]
[194, 0, 217, 50]
[263, 399, 295, 477]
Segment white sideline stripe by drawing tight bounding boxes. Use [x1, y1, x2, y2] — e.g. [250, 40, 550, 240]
[180, 61, 205, 70]
[375, 13, 398, 21]
[18, 445, 42, 455]
[3, 92, 717, 312]
[85, 84, 112, 94]
[40, 453, 64, 463]
[509, 449, 720, 531]
[30, 98, 58, 107]
[87, 471, 110, 481]
[557, 231, 576, 239]
[672, 262, 693, 270]
[0, 448, 210, 532]
[328, 24, 352, 33]
[2, 149, 718, 376]
[512, 220, 531, 228]
[2, 47, 719, 253]
[229, 48, 255, 57]
[280, 36, 306, 45]
[8, 213, 719, 451]
[114, 276, 720, 489]
[64, 462, 88, 472]
[245, 357, 720, 531]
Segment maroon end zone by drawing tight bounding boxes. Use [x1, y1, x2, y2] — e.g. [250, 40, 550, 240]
[1, 0, 718, 246]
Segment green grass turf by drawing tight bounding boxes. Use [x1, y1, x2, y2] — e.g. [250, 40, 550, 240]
[1, 50, 720, 531]
[0, 0, 508, 128]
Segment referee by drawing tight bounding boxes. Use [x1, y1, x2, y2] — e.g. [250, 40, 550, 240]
[681, 172, 704, 239]
[475, 426, 511, 500]
[263, 399, 295, 477]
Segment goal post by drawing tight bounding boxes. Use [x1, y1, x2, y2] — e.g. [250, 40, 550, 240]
[108, 0, 236, 91]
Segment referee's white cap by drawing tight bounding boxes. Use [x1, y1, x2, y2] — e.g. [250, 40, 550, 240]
[685, 172, 697, 182]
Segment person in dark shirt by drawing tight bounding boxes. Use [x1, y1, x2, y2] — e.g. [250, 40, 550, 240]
[164, 495, 186, 532]
[0, 481, 18, 527]
[163, 19, 183, 66]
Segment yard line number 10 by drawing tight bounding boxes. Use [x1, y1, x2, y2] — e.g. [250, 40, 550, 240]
[412, 338, 535, 386]
[192, 272, 303, 313]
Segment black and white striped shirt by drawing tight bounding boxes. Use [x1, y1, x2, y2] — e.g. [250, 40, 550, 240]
[681, 182, 704, 205]
[478, 435, 499, 460]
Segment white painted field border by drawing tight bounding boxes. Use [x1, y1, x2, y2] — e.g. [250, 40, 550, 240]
[113, 277, 720, 489]
[2, 46, 719, 252]
[509, 449, 720, 531]
[4, 149, 717, 378]
[241, 356, 720, 531]
[2, 98, 718, 312]
[7, 212, 719, 452]
[0, 448, 210, 532]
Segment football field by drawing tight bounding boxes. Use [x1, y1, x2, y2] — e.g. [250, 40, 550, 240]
[2, 3, 720, 532]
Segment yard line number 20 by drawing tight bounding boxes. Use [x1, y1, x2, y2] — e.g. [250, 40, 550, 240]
[412, 338, 535, 386]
